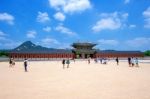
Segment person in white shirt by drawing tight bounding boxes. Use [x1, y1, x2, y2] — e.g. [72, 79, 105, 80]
[135, 58, 139, 67]
[131, 57, 134, 67]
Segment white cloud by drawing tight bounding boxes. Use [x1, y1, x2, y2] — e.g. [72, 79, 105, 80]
[43, 26, 51, 32]
[124, 0, 130, 4]
[37, 12, 50, 23]
[122, 13, 129, 19]
[0, 37, 21, 49]
[0, 30, 6, 36]
[0, 36, 7, 41]
[63, 0, 91, 13]
[92, 18, 121, 32]
[129, 24, 136, 28]
[98, 39, 119, 46]
[49, 0, 91, 14]
[92, 12, 128, 32]
[0, 13, 14, 25]
[143, 7, 150, 28]
[49, 0, 66, 10]
[126, 37, 150, 47]
[58, 43, 72, 49]
[3, 41, 21, 49]
[143, 7, 150, 17]
[54, 12, 66, 21]
[41, 37, 60, 46]
[55, 24, 77, 36]
[26, 30, 37, 38]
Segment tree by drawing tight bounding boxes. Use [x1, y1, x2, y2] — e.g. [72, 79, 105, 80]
[0, 51, 9, 57]
[144, 50, 150, 56]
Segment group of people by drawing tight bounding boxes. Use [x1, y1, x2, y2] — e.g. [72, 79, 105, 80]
[92, 57, 139, 67]
[9, 57, 139, 72]
[128, 57, 139, 67]
[62, 58, 70, 69]
[93, 58, 108, 64]
[115, 57, 139, 67]
[9, 58, 28, 72]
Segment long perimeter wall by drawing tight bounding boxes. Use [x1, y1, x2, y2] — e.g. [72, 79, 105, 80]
[95, 53, 144, 58]
[9, 53, 74, 59]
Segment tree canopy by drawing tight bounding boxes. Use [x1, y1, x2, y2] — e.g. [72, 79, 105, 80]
[144, 50, 150, 56]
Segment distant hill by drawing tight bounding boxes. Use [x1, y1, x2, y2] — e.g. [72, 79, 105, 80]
[14, 41, 52, 51]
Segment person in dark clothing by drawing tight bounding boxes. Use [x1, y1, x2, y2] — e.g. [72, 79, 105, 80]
[62, 59, 65, 69]
[88, 57, 91, 64]
[100, 58, 103, 64]
[9, 58, 13, 67]
[24, 58, 28, 72]
[116, 57, 119, 65]
[128, 57, 131, 67]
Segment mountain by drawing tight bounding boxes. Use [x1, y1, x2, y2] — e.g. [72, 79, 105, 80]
[11, 41, 72, 53]
[14, 41, 49, 51]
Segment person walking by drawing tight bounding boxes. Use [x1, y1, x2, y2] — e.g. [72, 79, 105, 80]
[135, 58, 139, 67]
[103, 58, 107, 64]
[100, 58, 102, 64]
[88, 57, 90, 64]
[128, 57, 131, 67]
[62, 59, 65, 69]
[131, 57, 134, 67]
[24, 58, 28, 72]
[94, 58, 98, 63]
[116, 57, 119, 65]
[66, 59, 70, 68]
[73, 57, 75, 63]
[12, 58, 15, 67]
[9, 58, 13, 67]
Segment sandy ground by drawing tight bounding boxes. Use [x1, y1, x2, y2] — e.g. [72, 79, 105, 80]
[0, 60, 150, 99]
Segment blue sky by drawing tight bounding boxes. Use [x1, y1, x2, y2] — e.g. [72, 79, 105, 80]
[0, 0, 150, 51]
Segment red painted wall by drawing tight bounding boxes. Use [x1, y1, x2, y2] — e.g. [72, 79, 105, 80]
[9, 53, 74, 59]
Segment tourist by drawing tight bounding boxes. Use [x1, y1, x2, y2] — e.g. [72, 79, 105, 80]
[12, 58, 15, 67]
[73, 57, 75, 63]
[66, 58, 70, 68]
[131, 57, 134, 67]
[100, 58, 103, 64]
[88, 57, 90, 64]
[9, 58, 13, 67]
[102, 58, 107, 64]
[128, 57, 131, 67]
[116, 57, 119, 65]
[94, 58, 98, 63]
[135, 58, 139, 67]
[24, 58, 28, 72]
[62, 59, 65, 69]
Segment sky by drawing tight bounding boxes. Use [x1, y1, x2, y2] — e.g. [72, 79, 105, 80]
[0, 0, 150, 51]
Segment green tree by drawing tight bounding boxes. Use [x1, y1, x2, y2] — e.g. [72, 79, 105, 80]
[144, 50, 150, 56]
[0, 51, 9, 57]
